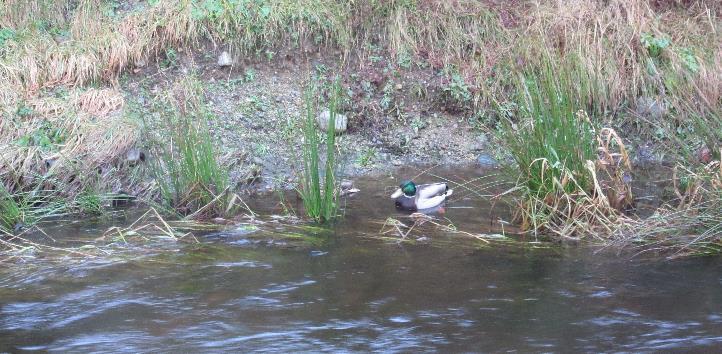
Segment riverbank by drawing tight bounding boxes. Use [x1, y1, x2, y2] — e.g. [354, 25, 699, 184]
[1, 0, 720, 252]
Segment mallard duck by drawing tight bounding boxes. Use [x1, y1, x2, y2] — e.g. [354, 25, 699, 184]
[390, 180, 453, 211]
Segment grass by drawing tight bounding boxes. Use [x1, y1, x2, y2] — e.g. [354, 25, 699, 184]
[0, 182, 113, 234]
[501, 53, 635, 239]
[503, 55, 597, 199]
[616, 165, 722, 257]
[298, 77, 341, 223]
[143, 75, 231, 219]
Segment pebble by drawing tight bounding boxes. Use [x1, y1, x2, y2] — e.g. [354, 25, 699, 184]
[697, 146, 712, 164]
[218, 51, 233, 67]
[340, 180, 353, 190]
[635, 96, 667, 120]
[317, 109, 348, 133]
[477, 154, 498, 168]
[126, 148, 146, 164]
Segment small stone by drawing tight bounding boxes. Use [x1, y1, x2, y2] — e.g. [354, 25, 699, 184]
[340, 188, 360, 196]
[478, 133, 489, 145]
[635, 96, 667, 120]
[340, 180, 353, 190]
[395, 83, 403, 90]
[126, 148, 146, 164]
[698, 146, 712, 164]
[217, 51, 233, 67]
[317, 109, 348, 133]
[477, 154, 498, 168]
[44, 158, 57, 170]
[634, 144, 657, 166]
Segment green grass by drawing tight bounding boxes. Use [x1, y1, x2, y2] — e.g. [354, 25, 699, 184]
[0, 184, 24, 232]
[298, 77, 342, 223]
[503, 55, 597, 199]
[144, 75, 230, 219]
[0, 183, 72, 233]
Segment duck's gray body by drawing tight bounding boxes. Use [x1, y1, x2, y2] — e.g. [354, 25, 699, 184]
[391, 183, 452, 211]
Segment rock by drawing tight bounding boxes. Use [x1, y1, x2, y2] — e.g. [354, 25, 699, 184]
[126, 148, 145, 164]
[340, 188, 360, 196]
[44, 158, 57, 170]
[317, 110, 347, 133]
[217, 51, 233, 67]
[633, 144, 658, 166]
[395, 83, 403, 90]
[477, 154, 498, 168]
[340, 180, 353, 190]
[697, 146, 712, 164]
[635, 96, 667, 120]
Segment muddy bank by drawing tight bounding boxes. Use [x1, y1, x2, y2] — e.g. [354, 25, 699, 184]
[123, 50, 501, 193]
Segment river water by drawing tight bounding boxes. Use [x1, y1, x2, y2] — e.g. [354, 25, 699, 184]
[1, 167, 721, 352]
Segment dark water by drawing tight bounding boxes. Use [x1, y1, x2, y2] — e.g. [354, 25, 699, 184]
[1, 167, 722, 352]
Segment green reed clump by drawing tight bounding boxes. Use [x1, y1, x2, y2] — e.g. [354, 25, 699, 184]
[144, 76, 230, 219]
[0, 183, 70, 233]
[503, 56, 597, 199]
[500, 54, 621, 237]
[0, 185, 23, 232]
[298, 78, 342, 223]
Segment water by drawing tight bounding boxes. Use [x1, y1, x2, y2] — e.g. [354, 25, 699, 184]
[1, 167, 722, 352]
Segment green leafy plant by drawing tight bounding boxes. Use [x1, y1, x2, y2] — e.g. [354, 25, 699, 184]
[641, 32, 670, 57]
[161, 48, 178, 68]
[0, 28, 15, 48]
[679, 48, 700, 73]
[356, 147, 377, 167]
[244, 68, 256, 82]
[74, 189, 104, 215]
[442, 67, 472, 108]
[15, 121, 65, 151]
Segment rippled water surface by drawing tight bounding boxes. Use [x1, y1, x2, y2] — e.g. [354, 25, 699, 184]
[2, 167, 722, 352]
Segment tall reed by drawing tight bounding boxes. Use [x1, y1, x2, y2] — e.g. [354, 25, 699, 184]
[144, 76, 230, 218]
[298, 78, 342, 223]
[503, 55, 597, 198]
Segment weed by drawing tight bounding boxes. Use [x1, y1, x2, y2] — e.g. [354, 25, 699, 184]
[641, 32, 671, 58]
[161, 48, 179, 68]
[254, 143, 269, 156]
[410, 116, 426, 134]
[380, 82, 394, 111]
[74, 190, 103, 215]
[498, 54, 634, 238]
[144, 75, 230, 219]
[244, 68, 256, 82]
[442, 67, 472, 110]
[369, 55, 383, 64]
[0, 28, 15, 48]
[397, 49, 412, 69]
[0, 185, 23, 232]
[356, 147, 377, 167]
[298, 77, 342, 223]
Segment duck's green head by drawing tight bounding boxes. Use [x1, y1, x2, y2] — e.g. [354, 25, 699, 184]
[400, 180, 416, 197]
